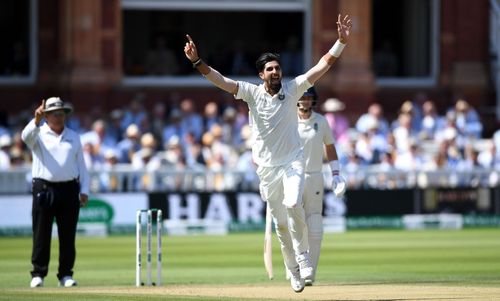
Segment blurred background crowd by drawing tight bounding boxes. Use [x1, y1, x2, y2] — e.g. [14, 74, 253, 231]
[1, 92, 499, 192]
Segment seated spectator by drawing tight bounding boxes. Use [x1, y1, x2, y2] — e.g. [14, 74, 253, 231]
[462, 144, 481, 170]
[10, 131, 31, 164]
[117, 124, 142, 163]
[356, 102, 390, 136]
[391, 100, 421, 133]
[418, 100, 442, 140]
[354, 116, 389, 164]
[97, 149, 120, 192]
[376, 151, 395, 172]
[321, 98, 350, 147]
[9, 147, 29, 169]
[450, 99, 483, 138]
[159, 135, 188, 189]
[203, 102, 220, 134]
[150, 102, 167, 144]
[183, 132, 206, 170]
[180, 98, 203, 142]
[201, 131, 215, 168]
[410, 91, 428, 124]
[435, 111, 467, 150]
[233, 102, 249, 146]
[131, 133, 161, 190]
[221, 106, 238, 145]
[444, 141, 466, 170]
[108, 109, 125, 143]
[370, 151, 399, 189]
[343, 150, 366, 188]
[161, 135, 186, 169]
[477, 140, 498, 169]
[80, 119, 117, 157]
[82, 142, 104, 171]
[392, 112, 419, 153]
[393, 140, 425, 171]
[210, 123, 239, 170]
[163, 108, 185, 146]
[430, 144, 449, 171]
[354, 131, 374, 164]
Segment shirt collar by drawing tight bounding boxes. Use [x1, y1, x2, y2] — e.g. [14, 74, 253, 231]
[41, 122, 66, 137]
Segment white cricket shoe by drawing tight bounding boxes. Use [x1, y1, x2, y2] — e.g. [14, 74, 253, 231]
[296, 252, 313, 279]
[290, 269, 305, 293]
[305, 278, 314, 286]
[59, 276, 77, 287]
[30, 276, 44, 288]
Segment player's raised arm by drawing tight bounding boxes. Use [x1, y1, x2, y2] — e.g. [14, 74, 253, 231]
[184, 34, 238, 95]
[304, 14, 352, 85]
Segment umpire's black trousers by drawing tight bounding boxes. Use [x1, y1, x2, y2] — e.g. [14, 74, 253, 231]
[31, 178, 80, 280]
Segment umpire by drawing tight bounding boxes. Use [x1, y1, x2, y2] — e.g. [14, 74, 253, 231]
[22, 97, 89, 288]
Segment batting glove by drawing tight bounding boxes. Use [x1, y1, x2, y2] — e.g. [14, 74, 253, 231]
[330, 160, 346, 197]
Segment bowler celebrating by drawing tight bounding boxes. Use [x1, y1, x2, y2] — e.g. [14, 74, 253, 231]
[184, 14, 351, 293]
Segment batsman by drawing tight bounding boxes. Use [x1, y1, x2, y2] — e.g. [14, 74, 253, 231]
[296, 86, 347, 286]
[184, 14, 351, 293]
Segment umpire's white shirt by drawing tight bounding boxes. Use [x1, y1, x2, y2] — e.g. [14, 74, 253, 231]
[236, 75, 312, 167]
[298, 112, 335, 173]
[22, 119, 90, 195]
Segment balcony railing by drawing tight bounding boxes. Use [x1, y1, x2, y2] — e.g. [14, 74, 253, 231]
[1, 165, 498, 194]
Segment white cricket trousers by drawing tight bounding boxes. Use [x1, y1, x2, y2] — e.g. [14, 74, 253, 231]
[303, 172, 324, 280]
[257, 151, 309, 271]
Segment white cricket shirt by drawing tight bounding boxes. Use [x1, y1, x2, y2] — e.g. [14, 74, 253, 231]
[21, 119, 90, 195]
[236, 75, 312, 167]
[298, 111, 335, 173]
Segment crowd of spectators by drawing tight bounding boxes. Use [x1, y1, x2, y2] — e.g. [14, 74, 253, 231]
[0, 94, 499, 192]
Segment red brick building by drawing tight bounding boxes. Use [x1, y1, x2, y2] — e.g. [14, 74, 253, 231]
[0, 0, 497, 135]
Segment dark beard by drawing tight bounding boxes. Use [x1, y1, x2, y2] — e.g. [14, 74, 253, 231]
[267, 82, 282, 95]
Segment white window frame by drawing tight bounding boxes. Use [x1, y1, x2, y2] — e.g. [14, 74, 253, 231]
[121, 0, 312, 87]
[0, 0, 38, 85]
[375, 0, 440, 88]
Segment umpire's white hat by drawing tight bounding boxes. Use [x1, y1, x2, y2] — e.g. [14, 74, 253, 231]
[43, 97, 73, 114]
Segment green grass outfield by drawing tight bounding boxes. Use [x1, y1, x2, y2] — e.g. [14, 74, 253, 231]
[1, 228, 500, 300]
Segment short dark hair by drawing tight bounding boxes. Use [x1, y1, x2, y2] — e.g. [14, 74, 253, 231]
[255, 53, 281, 73]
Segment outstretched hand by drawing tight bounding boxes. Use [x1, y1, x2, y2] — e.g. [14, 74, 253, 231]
[184, 34, 199, 62]
[337, 14, 352, 43]
[35, 99, 45, 126]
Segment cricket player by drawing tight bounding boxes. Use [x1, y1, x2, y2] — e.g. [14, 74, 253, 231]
[297, 87, 346, 286]
[184, 14, 351, 293]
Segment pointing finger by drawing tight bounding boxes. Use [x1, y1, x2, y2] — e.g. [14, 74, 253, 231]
[186, 34, 194, 44]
